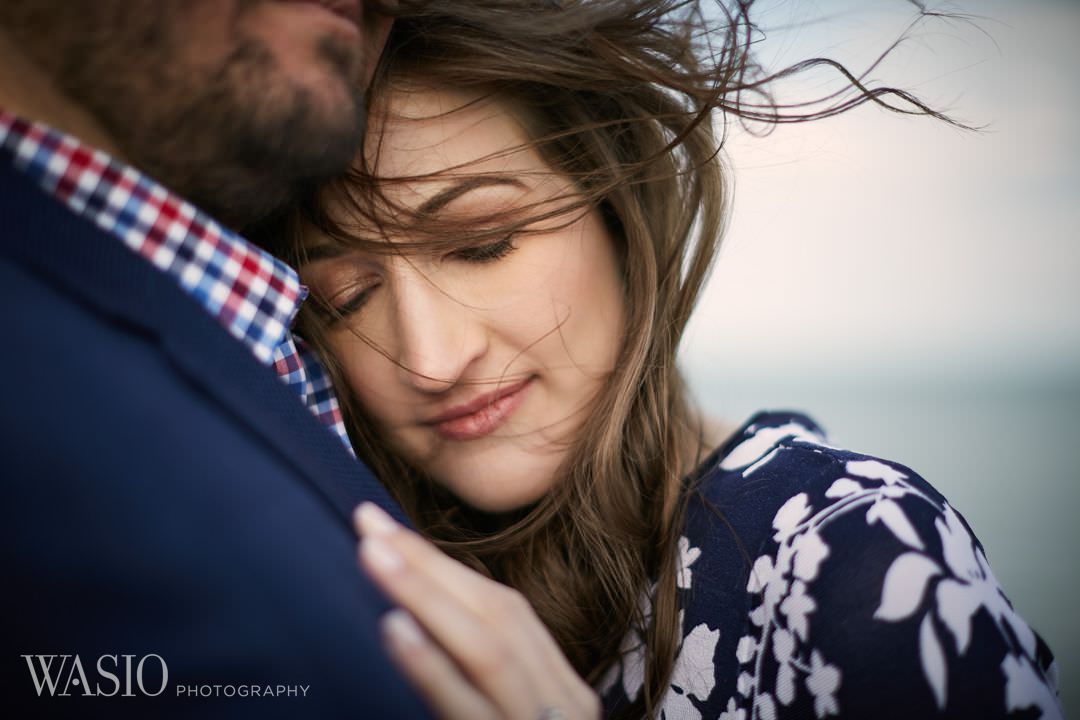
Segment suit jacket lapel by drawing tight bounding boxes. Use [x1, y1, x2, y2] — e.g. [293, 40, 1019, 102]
[0, 162, 408, 530]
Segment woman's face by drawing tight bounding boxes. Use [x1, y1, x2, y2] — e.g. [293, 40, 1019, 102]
[300, 87, 625, 512]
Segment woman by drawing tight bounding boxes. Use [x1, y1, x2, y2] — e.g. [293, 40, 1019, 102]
[279, 1, 1063, 718]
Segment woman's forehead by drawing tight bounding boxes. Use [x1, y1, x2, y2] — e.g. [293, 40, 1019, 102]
[364, 86, 542, 182]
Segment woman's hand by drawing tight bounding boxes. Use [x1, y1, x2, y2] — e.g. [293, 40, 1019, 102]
[353, 502, 601, 720]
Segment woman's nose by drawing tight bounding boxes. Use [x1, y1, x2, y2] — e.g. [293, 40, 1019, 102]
[390, 268, 487, 394]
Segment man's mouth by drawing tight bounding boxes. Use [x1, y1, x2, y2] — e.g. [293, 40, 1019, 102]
[274, 0, 361, 28]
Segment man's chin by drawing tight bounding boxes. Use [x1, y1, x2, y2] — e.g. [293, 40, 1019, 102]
[178, 109, 365, 231]
[142, 37, 367, 228]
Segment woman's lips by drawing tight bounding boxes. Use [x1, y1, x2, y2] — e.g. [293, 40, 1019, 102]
[426, 377, 534, 441]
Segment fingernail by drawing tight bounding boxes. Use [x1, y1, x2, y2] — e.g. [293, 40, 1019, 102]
[354, 502, 399, 537]
[381, 609, 423, 648]
[360, 535, 402, 573]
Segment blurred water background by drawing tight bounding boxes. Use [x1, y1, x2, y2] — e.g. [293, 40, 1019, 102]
[683, 0, 1079, 713]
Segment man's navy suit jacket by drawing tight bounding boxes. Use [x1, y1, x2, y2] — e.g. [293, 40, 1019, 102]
[0, 161, 430, 718]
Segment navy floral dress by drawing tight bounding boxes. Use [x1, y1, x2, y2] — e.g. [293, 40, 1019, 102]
[598, 411, 1062, 719]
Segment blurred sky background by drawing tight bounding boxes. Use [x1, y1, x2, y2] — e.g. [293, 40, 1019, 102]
[682, 0, 1079, 712]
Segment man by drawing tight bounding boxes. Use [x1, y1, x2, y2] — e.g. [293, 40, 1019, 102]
[0, 1, 429, 716]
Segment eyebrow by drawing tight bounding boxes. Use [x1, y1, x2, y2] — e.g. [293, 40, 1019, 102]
[417, 175, 527, 216]
[302, 175, 527, 265]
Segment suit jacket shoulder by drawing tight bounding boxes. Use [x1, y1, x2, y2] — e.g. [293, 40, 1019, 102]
[0, 164, 428, 718]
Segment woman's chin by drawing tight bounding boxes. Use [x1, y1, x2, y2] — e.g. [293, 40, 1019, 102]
[439, 472, 556, 515]
[427, 448, 563, 515]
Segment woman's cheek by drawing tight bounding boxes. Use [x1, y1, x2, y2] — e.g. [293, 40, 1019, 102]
[332, 337, 397, 419]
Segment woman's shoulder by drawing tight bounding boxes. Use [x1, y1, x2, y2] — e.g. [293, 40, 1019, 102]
[682, 410, 959, 565]
[661, 410, 1063, 719]
[689, 409, 945, 510]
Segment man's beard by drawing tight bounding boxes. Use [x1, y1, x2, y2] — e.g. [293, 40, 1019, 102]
[1, 0, 366, 230]
[114, 36, 368, 231]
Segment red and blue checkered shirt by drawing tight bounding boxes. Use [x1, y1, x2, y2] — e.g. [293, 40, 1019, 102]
[0, 110, 353, 453]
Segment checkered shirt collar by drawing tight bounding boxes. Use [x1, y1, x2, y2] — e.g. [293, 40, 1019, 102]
[0, 110, 303, 366]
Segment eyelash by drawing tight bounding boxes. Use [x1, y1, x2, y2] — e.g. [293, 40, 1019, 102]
[324, 236, 519, 318]
[450, 235, 518, 264]
[326, 280, 377, 318]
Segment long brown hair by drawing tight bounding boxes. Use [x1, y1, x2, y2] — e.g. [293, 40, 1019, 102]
[273, 2, 964, 716]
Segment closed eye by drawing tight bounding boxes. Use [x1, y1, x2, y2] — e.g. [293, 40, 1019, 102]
[321, 277, 380, 319]
[450, 236, 517, 264]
